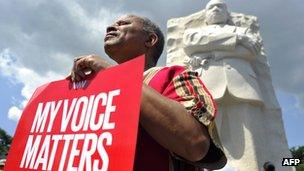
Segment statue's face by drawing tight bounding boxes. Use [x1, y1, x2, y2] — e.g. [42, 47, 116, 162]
[205, 1, 228, 25]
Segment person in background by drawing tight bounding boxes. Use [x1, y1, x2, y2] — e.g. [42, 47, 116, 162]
[263, 161, 275, 171]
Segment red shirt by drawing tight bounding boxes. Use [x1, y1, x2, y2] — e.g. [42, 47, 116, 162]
[134, 66, 223, 171]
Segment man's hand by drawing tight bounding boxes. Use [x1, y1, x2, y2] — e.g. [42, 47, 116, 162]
[69, 54, 113, 82]
[237, 34, 261, 56]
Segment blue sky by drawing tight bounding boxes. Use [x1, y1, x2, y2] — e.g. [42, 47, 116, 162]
[0, 0, 303, 150]
[278, 90, 304, 147]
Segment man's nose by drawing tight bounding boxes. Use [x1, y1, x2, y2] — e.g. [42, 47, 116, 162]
[106, 25, 118, 33]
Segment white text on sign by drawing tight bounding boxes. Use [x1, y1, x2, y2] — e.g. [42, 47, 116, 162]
[19, 89, 120, 171]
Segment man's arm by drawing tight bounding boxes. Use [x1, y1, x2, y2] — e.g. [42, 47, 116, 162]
[70, 55, 211, 162]
[140, 84, 210, 161]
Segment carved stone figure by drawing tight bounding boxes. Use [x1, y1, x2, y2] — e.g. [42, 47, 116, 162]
[166, 0, 293, 170]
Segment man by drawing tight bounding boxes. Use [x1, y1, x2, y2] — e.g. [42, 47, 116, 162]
[263, 161, 275, 171]
[70, 14, 226, 170]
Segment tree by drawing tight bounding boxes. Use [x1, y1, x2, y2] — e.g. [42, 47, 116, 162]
[0, 128, 12, 159]
[290, 145, 304, 171]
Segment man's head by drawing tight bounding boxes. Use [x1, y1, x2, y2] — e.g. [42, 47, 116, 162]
[263, 161, 275, 171]
[205, 0, 229, 25]
[104, 14, 164, 66]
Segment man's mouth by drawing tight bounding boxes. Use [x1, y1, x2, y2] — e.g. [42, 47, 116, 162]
[107, 32, 118, 36]
[104, 32, 119, 41]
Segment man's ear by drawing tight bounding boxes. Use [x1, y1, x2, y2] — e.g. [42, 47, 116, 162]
[145, 33, 158, 48]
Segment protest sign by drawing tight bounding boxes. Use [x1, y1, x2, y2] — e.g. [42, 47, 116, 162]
[5, 56, 144, 171]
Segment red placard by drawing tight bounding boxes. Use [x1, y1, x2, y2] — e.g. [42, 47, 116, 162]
[5, 56, 145, 171]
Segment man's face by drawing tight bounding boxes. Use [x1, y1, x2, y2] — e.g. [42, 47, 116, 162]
[104, 15, 147, 64]
[205, 2, 228, 25]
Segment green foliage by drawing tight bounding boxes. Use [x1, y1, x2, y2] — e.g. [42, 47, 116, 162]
[296, 163, 304, 171]
[0, 128, 12, 159]
[290, 146, 304, 160]
[290, 145, 304, 171]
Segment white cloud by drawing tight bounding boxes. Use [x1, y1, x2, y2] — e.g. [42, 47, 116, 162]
[0, 0, 304, 120]
[58, 0, 113, 39]
[8, 106, 22, 121]
[0, 49, 64, 121]
[0, 1, 127, 122]
[0, 1, 124, 75]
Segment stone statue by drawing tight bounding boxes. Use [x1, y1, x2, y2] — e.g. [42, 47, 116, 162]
[166, 0, 293, 170]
